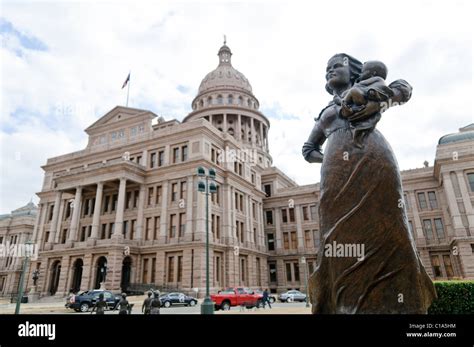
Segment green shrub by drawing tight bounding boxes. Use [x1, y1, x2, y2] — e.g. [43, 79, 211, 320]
[428, 280, 474, 314]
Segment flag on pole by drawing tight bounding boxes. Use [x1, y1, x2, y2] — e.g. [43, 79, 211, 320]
[122, 73, 130, 89]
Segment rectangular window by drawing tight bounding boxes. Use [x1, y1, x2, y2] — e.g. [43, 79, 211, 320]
[150, 152, 157, 168]
[310, 205, 317, 221]
[167, 257, 174, 282]
[423, 219, 434, 239]
[177, 256, 183, 282]
[467, 173, 474, 192]
[265, 210, 273, 225]
[143, 259, 149, 283]
[428, 191, 438, 209]
[289, 208, 295, 223]
[151, 258, 156, 284]
[148, 187, 154, 206]
[155, 186, 162, 204]
[111, 194, 118, 212]
[240, 222, 244, 243]
[158, 151, 165, 167]
[443, 255, 454, 278]
[286, 263, 292, 282]
[145, 218, 152, 241]
[304, 230, 312, 248]
[294, 263, 300, 281]
[267, 233, 275, 251]
[302, 206, 309, 221]
[154, 216, 160, 240]
[269, 263, 277, 282]
[133, 190, 139, 208]
[171, 183, 178, 202]
[283, 233, 289, 250]
[181, 145, 188, 161]
[282, 209, 288, 223]
[434, 218, 445, 239]
[169, 214, 176, 238]
[264, 184, 272, 197]
[173, 148, 180, 163]
[215, 215, 220, 239]
[431, 256, 441, 277]
[180, 181, 187, 199]
[179, 213, 186, 237]
[417, 192, 428, 210]
[290, 231, 297, 249]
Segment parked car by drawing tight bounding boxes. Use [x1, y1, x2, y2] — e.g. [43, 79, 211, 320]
[278, 290, 307, 303]
[254, 290, 276, 304]
[65, 290, 121, 312]
[211, 287, 263, 310]
[159, 292, 198, 308]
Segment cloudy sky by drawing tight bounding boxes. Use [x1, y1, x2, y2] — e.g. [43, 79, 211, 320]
[0, 0, 472, 213]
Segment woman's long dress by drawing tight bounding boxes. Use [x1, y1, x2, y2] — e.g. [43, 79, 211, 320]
[308, 102, 436, 314]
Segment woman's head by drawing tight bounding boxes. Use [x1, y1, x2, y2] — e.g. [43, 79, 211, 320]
[325, 53, 362, 95]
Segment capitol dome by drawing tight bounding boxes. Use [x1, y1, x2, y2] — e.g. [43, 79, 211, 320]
[197, 44, 253, 95]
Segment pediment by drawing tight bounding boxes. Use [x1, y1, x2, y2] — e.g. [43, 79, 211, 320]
[85, 106, 157, 134]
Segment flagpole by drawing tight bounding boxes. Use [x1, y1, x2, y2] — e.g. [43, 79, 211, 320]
[126, 72, 130, 107]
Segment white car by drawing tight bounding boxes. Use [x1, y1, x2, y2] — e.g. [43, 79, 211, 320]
[278, 290, 307, 303]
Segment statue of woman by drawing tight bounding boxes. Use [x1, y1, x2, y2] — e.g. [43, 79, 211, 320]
[302, 53, 436, 313]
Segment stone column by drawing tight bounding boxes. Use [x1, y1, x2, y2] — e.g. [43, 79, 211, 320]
[160, 181, 169, 242]
[295, 205, 305, 251]
[54, 200, 65, 243]
[135, 184, 146, 241]
[185, 177, 194, 241]
[223, 113, 227, 133]
[113, 178, 127, 238]
[274, 208, 283, 250]
[47, 191, 62, 246]
[237, 114, 242, 141]
[259, 121, 264, 148]
[456, 171, 474, 232]
[89, 182, 104, 240]
[37, 203, 48, 250]
[443, 172, 465, 236]
[245, 194, 251, 245]
[31, 203, 43, 244]
[264, 125, 269, 151]
[258, 202, 265, 248]
[251, 118, 256, 146]
[67, 187, 83, 243]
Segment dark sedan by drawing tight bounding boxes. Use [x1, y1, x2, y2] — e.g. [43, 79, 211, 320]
[66, 290, 121, 312]
[159, 292, 198, 308]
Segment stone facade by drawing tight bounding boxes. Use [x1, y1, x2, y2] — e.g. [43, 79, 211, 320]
[16, 43, 474, 298]
[0, 202, 37, 297]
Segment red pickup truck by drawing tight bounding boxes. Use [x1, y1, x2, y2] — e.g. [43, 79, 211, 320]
[211, 287, 263, 310]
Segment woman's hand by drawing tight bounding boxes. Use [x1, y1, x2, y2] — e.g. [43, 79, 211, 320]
[346, 99, 381, 122]
[302, 142, 324, 163]
[307, 150, 324, 163]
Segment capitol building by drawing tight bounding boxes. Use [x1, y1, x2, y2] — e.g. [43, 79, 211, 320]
[1, 43, 473, 298]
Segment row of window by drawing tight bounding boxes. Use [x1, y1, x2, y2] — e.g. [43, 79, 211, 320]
[264, 206, 317, 226]
[267, 260, 316, 284]
[193, 94, 258, 110]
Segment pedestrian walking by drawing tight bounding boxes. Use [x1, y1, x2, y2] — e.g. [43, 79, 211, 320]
[142, 291, 153, 314]
[262, 288, 272, 309]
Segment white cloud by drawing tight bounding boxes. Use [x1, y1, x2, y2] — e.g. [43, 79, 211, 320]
[0, 0, 473, 213]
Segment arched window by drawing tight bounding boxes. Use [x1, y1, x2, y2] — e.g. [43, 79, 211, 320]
[228, 128, 235, 136]
[247, 99, 252, 107]
[200, 99, 204, 108]
[238, 96, 243, 105]
[207, 96, 212, 106]
[228, 95, 233, 104]
[217, 95, 223, 105]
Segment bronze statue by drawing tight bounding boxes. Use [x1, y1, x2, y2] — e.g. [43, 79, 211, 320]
[302, 53, 437, 314]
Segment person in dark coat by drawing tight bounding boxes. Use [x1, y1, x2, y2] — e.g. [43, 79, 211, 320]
[262, 289, 272, 309]
[142, 291, 153, 314]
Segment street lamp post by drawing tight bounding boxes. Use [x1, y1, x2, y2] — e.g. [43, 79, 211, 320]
[15, 240, 33, 314]
[197, 166, 217, 315]
[301, 256, 310, 308]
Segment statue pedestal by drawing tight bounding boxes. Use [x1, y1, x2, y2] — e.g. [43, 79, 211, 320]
[99, 282, 106, 290]
[28, 286, 40, 303]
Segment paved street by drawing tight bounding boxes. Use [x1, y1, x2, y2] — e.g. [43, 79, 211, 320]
[0, 296, 311, 314]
